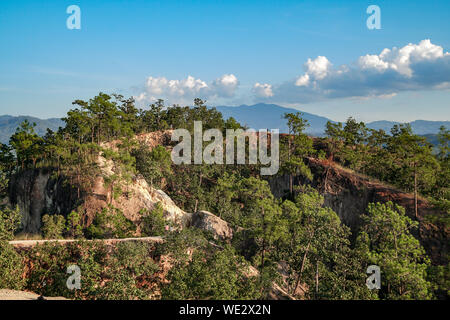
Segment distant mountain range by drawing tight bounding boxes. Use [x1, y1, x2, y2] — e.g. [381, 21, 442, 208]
[215, 104, 330, 136]
[0, 115, 63, 144]
[1, 104, 448, 144]
[216, 103, 449, 136]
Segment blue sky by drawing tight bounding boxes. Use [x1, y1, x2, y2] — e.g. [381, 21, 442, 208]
[0, 0, 449, 122]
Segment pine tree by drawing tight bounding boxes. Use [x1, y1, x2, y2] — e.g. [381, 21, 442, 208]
[356, 202, 433, 299]
[281, 112, 314, 198]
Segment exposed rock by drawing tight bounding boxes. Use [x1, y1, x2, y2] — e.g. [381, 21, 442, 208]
[9, 169, 75, 233]
[9, 131, 189, 233]
[189, 210, 233, 240]
[83, 171, 189, 228]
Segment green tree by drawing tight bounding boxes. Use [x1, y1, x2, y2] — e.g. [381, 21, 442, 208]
[140, 202, 167, 236]
[388, 124, 439, 218]
[66, 211, 84, 238]
[86, 206, 135, 239]
[133, 144, 172, 189]
[281, 112, 314, 197]
[212, 172, 240, 224]
[238, 177, 287, 272]
[436, 125, 449, 161]
[0, 241, 25, 290]
[140, 99, 169, 132]
[0, 206, 21, 240]
[356, 202, 433, 299]
[9, 120, 43, 169]
[324, 121, 344, 161]
[0, 143, 15, 197]
[162, 244, 259, 300]
[100, 241, 159, 299]
[41, 214, 66, 239]
[278, 188, 372, 299]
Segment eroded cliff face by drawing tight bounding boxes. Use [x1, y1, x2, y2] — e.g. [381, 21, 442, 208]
[9, 169, 76, 233]
[8, 130, 189, 234]
[9, 168, 191, 235]
[268, 157, 448, 264]
[8, 132, 447, 264]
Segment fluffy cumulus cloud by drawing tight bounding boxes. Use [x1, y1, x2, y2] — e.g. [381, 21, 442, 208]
[211, 74, 239, 97]
[252, 82, 274, 98]
[261, 39, 450, 104]
[135, 74, 239, 105]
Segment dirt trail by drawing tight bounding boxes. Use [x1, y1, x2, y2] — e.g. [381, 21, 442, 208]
[0, 289, 67, 300]
[9, 236, 163, 248]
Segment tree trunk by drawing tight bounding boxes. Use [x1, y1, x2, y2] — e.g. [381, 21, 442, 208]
[414, 163, 418, 219]
[288, 136, 293, 197]
[315, 261, 319, 298]
[261, 241, 265, 271]
[289, 174, 293, 197]
[293, 241, 310, 294]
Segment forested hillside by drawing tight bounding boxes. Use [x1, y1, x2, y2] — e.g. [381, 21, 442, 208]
[0, 115, 63, 144]
[0, 93, 448, 300]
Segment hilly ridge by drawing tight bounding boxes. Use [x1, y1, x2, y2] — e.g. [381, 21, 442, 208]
[1, 104, 448, 144]
[215, 103, 449, 136]
[0, 115, 63, 144]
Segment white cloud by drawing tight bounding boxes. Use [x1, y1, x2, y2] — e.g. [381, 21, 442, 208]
[261, 39, 450, 104]
[295, 56, 332, 87]
[295, 74, 310, 87]
[134, 92, 148, 102]
[211, 74, 239, 97]
[358, 54, 390, 72]
[360, 39, 448, 77]
[253, 82, 274, 97]
[136, 74, 239, 105]
[145, 75, 208, 97]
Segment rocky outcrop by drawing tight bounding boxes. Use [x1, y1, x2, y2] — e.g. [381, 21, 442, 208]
[7, 130, 205, 235]
[81, 130, 189, 227]
[189, 210, 233, 241]
[83, 170, 189, 227]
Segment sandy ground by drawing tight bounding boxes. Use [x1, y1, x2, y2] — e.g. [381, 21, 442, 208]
[0, 289, 67, 300]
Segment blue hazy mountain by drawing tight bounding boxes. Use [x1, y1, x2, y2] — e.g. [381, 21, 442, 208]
[215, 103, 449, 136]
[367, 120, 449, 135]
[0, 115, 64, 144]
[215, 103, 333, 136]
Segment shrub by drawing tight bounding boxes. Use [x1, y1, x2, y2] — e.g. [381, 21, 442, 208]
[0, 206, 21, 240]
[66, 211, 84, 239]
[140, 202, 167, 237]
[41, 214, 66, 239]
[0, 241, 25, 290]
[99, 241, 159, 299]
[86, 206, 136, 239]
[25, 241, 108, 299]
[162, 244, 259, 300]
[25, 240, 159, 300]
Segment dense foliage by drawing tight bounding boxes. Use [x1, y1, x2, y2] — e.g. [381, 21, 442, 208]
[0, 92, 447, 300]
